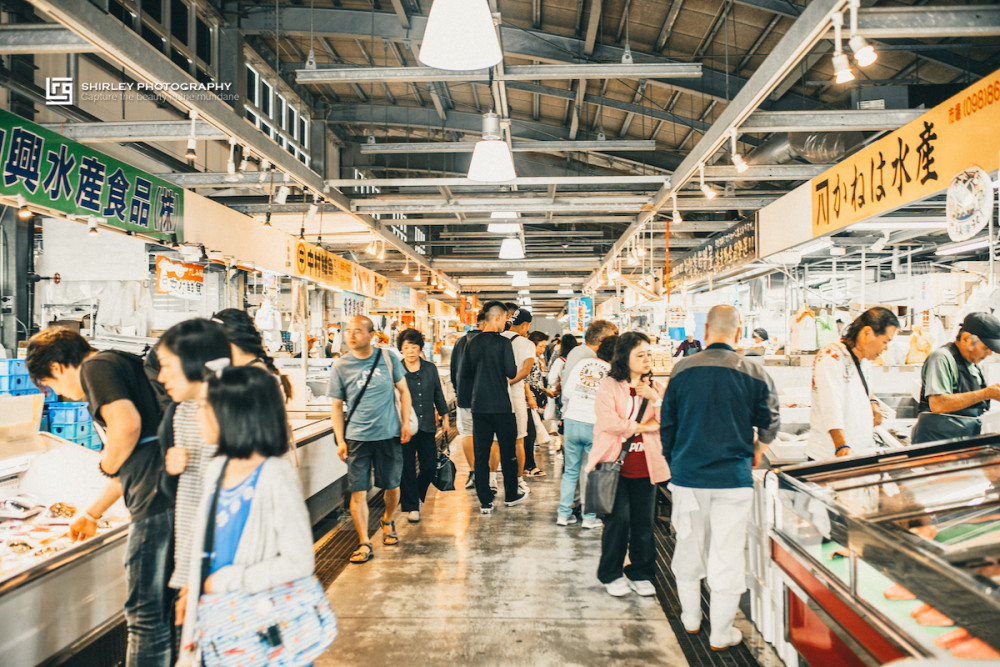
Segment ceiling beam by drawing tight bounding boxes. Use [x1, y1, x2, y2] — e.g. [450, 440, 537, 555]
[29, 0, 455, 285]
[852, 6, 1000, 39]
[345, 195, 777, 215]
[437, 257, 601, 270]
[295, 62, 703, 84]
[587, 0, 849, 289]
[741, 108, 924, 133]
[0, 25, 98, 54]
[358, 140, 657, 154]
[654, 1, 684, 52]
[325, 175, 668, 188]
[584, 0, 603, 56]
[40, 120, 227, 142]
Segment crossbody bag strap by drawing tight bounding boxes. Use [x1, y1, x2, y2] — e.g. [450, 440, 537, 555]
[200, 459, 229, 589]
[345, 352, 383, 427]
[845, 344, 871, 397]
[616, 396, 650, 464]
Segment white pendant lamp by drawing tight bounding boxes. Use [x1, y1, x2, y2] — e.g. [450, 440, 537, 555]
[488, 222, 521, 233]
[468, 113, 516, 183]
[499, 237, 525, 259]
[418, 0, 503, 71]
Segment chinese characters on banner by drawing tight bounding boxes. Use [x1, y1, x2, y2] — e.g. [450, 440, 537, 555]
[669, 218, 757, 286]
[812, 68, 1000, 237]
[289, 239, 352, 290]
[383, 281, 413, 309]
[155, 255, 203, 299]
[0, 109, 183, 239]
[342, 291, 368, 317]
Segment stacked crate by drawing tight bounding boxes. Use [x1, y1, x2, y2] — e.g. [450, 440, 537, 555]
[0, 359, 41, 397]
[46, 402, 102, 451]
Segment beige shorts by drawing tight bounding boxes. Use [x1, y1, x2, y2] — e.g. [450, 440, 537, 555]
[457, 407, 474, 437]
[512, 397, 528, 440]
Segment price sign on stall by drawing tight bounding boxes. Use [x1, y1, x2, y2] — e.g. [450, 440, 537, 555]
[155, 255, 203, 299]
[812, 67, 1000, 237]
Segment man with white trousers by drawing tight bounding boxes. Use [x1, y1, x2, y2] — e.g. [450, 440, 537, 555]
[660, 305, 780, 651]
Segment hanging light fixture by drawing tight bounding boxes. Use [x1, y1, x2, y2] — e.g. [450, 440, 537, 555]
[377, 240, 386, 261]
[730, 129, 748, 174]
[510, 271, 530, 287]
[238, 147, 249, 173]
[275, 184, 290, 205]
[418, 0, 502, 71]
[403, 259, 410, 275]
[225, 137, 239, 182]
[184, 109, 198, 160]
[847, 0, 877, 67]
[16, 195, 31, 219]
[468, 113, 516, 182]
[699, 163, 717, 200]
[415, 266, 422, 281]
[499, 237, 525, 259]
[87, 215, 99, 236]
[671, 192, 683, 223]
[831, 12, 855, 84]
[259, 158, 271, 183]
[488, 210, 520, 233]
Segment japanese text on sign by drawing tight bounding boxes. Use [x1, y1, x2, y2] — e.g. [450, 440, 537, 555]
[669, 218, 757, 286]
[0, 109, 183, 239]
[155, 255, 203, 300]
[812, 67, 1000, 236]
[290, 239, 352, 291]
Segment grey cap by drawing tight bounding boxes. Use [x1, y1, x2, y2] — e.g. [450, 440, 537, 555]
[961, 312, 1000, 353]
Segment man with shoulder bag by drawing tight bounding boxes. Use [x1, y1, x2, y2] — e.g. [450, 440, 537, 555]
[329, 316, 413, 564]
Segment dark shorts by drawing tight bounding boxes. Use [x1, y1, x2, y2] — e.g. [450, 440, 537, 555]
[347, 437, 403, 492]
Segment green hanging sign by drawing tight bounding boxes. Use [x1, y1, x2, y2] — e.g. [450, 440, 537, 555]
[0, 108, 183, 240]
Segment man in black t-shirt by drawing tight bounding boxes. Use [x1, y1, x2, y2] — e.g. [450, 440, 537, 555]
[27, 328, 173, 667]
[461, 301, 523, 514]
[450, 309, 485, 488]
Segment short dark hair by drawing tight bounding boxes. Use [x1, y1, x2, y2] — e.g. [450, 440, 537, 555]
[160, 319, 231, 382]
[842, 307, 900, 346]
[596, 335, 618, 363]
[207, 365, 289, 459]
[559, 333, 578, 357]
[26, 328, 95, 381]
[584, 319, 618, 346]
[608, 331, 651, 382]
[503, 302, 519, 314]
[528, 331, 549, 344]
[397, 328, 425, 351]
[476, 310, 486, 323]
[482, 300, 507, 319]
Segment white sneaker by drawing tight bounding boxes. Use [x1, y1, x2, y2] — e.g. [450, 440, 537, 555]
[408, 510, 420, 523]
[626, 577, 656, 596]
[580, 516, 602, 530]
[604, 577, 631, 597]
[710, 626, 743, 651]
[518, 478, 530, 495]
[556, 514, 577, 526]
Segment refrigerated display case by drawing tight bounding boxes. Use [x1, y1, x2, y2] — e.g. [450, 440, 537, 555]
[766, 437, 1000, 665]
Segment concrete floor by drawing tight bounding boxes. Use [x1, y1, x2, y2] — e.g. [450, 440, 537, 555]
[316, 441, 688, 666]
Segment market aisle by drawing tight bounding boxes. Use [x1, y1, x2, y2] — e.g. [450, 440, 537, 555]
[315, 440, 687, 666]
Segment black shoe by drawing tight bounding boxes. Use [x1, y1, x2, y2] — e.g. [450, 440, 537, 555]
[505, 493, 528, 507]
[481, 502, 495, 514]
[465, 471, 476, 489]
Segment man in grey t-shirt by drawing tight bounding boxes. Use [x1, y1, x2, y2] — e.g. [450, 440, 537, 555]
[330, 315, 413, 563]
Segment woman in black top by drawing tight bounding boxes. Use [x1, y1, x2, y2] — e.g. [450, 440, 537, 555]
[398, 328, 449, 523]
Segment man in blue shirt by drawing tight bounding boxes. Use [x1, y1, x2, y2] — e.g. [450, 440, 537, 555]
[661, 305, 780, 651]
[330, 315, 413, 563]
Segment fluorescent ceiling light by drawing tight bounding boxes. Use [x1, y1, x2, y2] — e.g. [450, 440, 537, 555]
[491, 211, 518, 219]
[518, 289, 530, 295]
[558, 289, 574, 295]
[850, 220, 946, 231]
[488, 222, 521, 233]
[499, 237, 525, 259]
[936, 237, 991, 256]
[418, 0, 503, 71]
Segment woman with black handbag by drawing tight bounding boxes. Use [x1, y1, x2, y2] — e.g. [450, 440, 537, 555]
[587, 332, 669, 598]
[175, 365, 336, 666]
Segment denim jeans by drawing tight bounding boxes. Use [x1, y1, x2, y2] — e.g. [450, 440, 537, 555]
[559, 419, 595, 520]
[124, 509, 174, 667]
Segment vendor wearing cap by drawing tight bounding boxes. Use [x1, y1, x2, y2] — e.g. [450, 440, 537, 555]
[911, 312, 1000, 444]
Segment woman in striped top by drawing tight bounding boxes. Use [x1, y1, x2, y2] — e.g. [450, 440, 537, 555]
[158, 319, 232, 595]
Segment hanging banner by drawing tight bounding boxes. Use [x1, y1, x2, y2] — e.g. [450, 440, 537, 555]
[373, 273, 389, 301]
[383, 281, 413, 309]
[0, 109, 183, 240]
[155, 255, 203, 299]
[568, 297, 594, 332]
[288, 239, 352, 290]
[342, 291, 368, 318]
[352, 265, 375, 297]
[669, 218, 757, 285]
[812, 68, 1000, 237]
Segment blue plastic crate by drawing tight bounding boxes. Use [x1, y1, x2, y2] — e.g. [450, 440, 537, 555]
[0, 377, 11, 392]
[48, 402, 90, 425]
[0, 360, 26, 376]
[88, 432, 103, 451]
[11, 375, 29, 390]
[12, 386, 41, 396]
[76, 422, 92, 439]
[49, 423, 76, 439]
[39, 414, 49, 432]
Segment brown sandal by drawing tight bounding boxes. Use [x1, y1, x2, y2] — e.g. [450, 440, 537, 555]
[350, 542, 373, 563]
[381, 519, 399, 546]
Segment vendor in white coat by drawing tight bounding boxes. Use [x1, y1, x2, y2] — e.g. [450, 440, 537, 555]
[807, 307, 899, 461]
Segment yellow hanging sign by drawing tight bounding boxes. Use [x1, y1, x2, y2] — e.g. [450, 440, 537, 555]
[812, 68, 1000, 237]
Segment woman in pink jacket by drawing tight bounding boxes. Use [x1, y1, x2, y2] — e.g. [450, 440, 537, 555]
[587, 331, 670, 597]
